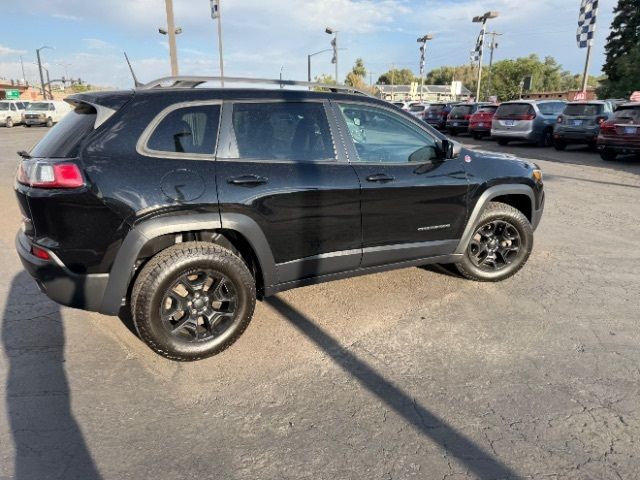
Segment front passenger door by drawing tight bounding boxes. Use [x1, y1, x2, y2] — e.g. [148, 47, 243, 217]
[334, 102, 469, 267]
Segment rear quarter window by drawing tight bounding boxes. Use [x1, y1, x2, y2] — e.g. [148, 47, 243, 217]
[146, 104, 221, 156]
[29, 103, 96, 158]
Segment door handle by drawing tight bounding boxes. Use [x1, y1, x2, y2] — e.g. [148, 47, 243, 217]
[366, 173, 395, 183]
[227, 174, 268, 186]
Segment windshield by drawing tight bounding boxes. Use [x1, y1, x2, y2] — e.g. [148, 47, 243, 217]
[450, 105, 473, 116]
[27, 102, 50, 111]
[0, 102, 9, 110]
[564, 104, 603, 116]
[496, 103, 534, 117]
[613, 106, 640, 122]
[410, 105, 426, 112]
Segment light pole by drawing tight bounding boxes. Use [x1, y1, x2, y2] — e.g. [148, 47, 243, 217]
[325, 27, 338, 84]
[56, 62, 71, 84]
[159, 0, 182, 76]
[472, 11, 499, 102]
[36, 46, 53, 100]
[485, 32, 501, 100]
[417, 34, 433, 103]
[307, 48, 332, 83]
[210, 0, 225, 86]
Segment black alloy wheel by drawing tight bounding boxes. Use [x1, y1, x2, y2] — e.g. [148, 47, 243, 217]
[468, 220, 521, 271]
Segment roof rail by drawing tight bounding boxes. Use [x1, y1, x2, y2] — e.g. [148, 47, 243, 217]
[139, 75, 372, 97]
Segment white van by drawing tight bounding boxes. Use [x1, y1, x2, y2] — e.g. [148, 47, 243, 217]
[0, 100, 28, 128]
[23, 101, 72, 127]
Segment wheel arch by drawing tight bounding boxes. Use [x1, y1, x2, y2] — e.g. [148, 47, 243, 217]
[99, 212, 277, 315]
[455, 184, 535, 255]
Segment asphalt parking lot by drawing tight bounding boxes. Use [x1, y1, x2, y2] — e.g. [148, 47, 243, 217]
[1, 127, 639, 480]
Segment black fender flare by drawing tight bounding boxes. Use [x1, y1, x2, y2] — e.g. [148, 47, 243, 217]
[454, 184, 536, 255]
[99, 212, 277, 315]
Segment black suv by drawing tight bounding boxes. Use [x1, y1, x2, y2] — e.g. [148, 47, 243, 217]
[15, 77, 545, 361]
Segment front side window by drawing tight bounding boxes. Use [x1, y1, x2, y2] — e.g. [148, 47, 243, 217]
[147, 104, 220, 155]
[338, 103, 438, 164]
[229, 102, 334, 161]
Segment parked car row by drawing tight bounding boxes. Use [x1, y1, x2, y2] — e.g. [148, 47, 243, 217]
[391, 97, 638, 162]
[0, 100, 71, 128]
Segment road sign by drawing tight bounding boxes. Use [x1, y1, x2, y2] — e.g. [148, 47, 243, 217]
[631, 91, 640, 102]
[4, 89, 20, 100]
[574, 91, 587, 101]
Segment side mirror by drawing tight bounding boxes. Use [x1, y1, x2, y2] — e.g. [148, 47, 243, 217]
[440, 139, 460, 159]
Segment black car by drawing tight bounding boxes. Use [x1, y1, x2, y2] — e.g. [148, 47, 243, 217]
[446, 103, 493, 136]
[423, 102, 458, 130]
[15, 76, 545, 361]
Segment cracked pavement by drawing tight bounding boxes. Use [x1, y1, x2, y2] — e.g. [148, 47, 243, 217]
[1, 128, 639, 479]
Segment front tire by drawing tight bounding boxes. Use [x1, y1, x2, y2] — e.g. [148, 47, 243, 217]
[131, 242, 256, 361]
[455, 202, 533, 282]
[5, 117, 13, 128]
[45, 117, 53, 128]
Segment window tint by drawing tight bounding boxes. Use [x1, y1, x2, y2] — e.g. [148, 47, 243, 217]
[450, 105, 473, 116]
[496, 103, 534, 117]
[409, 104, 426, 112]
[230, 102, 334, 161]
[564, 103, 604, 116]
[30, 103, 97, 158]
[338, 103, 438, 164]
[148, 104, 220, 155]
[613, 106, 640, 122]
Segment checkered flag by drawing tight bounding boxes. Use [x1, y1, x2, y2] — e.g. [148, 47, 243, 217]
[577, 0, 598, 48]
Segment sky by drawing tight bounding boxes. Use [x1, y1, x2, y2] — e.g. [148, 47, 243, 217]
[0, 0, 618, 89]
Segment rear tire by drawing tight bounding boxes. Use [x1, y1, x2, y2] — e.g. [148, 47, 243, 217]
[497, 138, 509, 146]
[472, 133, 482, 140]
[553, 139, 566, 150]
[455, 202, 533, 282]
[5, 117, 13, 128]
[24, 124, 31, 128]
[537, 129, 553, 147]
[131, 242, 256, 361]
[600, 149, 617, 161]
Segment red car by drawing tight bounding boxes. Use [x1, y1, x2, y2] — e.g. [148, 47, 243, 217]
[468, 104, 499, 140]
[597, 102, 640, 161]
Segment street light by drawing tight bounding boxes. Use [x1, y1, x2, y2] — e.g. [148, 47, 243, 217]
[210, 0, 225, 87]
[307, 48, 332, 83]
[56, 62, 72, 84]
[36, 45, 53, 100]
[417, 34, 433, 102]
[325, 27, 338, 84]
[472, 11, 499, 101]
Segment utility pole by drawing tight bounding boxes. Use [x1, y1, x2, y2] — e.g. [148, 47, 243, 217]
[19, 56, 26, 84]
[472, 11, 499, 102]
[485, 32, 502, 99]
[36, 46, 52, 100]
[46, 69, 52, 99]
[164, 0, 179, 75]
[210, 0, 225, 86]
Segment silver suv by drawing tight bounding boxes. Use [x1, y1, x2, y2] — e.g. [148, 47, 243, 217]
[492, 100, 566, 147]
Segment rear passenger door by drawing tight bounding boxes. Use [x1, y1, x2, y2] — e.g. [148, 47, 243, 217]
[216, 100, 362, 284]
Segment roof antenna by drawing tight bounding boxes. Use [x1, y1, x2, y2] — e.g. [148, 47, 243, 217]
[124, 52, 143, 87]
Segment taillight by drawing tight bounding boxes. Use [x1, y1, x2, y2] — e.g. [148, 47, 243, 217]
[31, 245, 50, 260]
[464, 114, 471, 120]
[17, 160, 84, 189]
[596, 116, 607, 125]
[439, 111, 448, 117]
[599, 121, 616, 134]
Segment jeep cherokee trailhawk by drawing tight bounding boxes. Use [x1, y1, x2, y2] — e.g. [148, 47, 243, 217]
[15, 76, 545, 361]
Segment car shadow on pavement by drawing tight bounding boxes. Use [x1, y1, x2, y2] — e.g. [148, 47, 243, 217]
[2, 272, 101, 479]
[266, 296, 519, 480]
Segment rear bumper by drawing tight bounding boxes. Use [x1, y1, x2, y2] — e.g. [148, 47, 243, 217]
[16, 231, 109, 313]
[490, 128, 536, 141]
[597, 138, 640, 153]
[554, 128, 598, 143]
[446, 122, 469, 134]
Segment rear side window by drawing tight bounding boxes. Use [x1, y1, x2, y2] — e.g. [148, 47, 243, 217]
[564, 104, 603, 116]
[612, 106, 640, 122]
[29, 103, 96, 158]
[229, 102, 334, 161]
[496, 103, 534, 117]
[147, 104, 220, 155]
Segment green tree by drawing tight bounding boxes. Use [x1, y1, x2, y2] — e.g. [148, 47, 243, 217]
[345, 58, 367, 88]
[426, 65, 477, 94]
[377, 68, 416, 85]
[313, 74, 336, 85]
[598, 0, 640, 98]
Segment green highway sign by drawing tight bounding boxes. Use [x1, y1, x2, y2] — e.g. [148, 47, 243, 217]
[4, 89, 20, 100]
